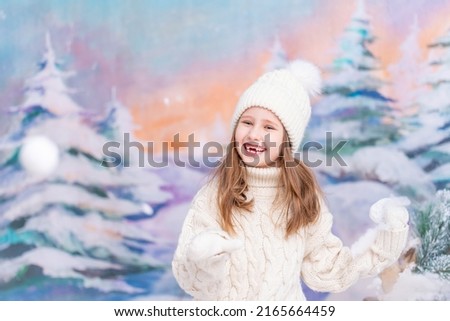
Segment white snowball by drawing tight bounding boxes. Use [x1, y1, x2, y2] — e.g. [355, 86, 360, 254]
[141, 203, 153, 215]
[19, 135, 59, 177]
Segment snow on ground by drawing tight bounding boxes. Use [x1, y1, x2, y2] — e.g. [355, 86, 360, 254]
[381, 269, 450, 300]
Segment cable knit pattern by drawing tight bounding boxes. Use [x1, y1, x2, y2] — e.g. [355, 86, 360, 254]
[172, 166, 409, 300]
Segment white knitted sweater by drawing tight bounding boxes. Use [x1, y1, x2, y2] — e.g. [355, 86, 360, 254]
[172, 166, 408, 300]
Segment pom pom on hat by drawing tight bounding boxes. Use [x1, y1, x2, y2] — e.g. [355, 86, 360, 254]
[287, 60, 322, 97]
[230, 59, 322, 154]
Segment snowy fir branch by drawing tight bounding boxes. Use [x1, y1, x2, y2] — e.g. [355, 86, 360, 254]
[412, 189, 450, 279]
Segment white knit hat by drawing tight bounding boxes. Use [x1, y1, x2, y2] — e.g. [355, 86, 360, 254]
[230, 60, 321, 154]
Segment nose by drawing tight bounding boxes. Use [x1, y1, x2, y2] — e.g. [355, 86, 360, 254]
[247, 125, 264, 142]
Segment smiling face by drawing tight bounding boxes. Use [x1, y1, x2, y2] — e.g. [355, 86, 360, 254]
[234, 106, 286, 167]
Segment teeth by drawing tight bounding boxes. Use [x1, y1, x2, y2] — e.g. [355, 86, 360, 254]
[245, 144, 266, 153]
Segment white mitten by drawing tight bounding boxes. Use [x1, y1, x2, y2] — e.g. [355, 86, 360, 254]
[188, 231, 243, 262]
[369, 197, 410, 229]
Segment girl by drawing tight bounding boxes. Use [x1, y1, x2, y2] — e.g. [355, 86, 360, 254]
[172, 60, 410, 300]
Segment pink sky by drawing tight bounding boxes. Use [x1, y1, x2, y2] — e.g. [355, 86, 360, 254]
[123, 0, 450, 148]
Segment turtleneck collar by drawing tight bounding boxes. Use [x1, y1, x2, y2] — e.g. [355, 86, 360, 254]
[245, 166, 282, 188]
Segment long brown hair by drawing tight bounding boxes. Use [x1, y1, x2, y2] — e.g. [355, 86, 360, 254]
[211, 130, 322, 237]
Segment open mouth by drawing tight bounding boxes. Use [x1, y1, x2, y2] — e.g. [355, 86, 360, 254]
[243, 143, 267, 155]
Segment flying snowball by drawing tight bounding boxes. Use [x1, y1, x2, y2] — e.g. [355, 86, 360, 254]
[141, 203, 154, 216]
[19, 135, 59, 177]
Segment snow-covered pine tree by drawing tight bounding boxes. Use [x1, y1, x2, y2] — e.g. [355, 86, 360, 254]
[388, 17, 425, 126]
[265, 35, 289, 71]
[0, 33, 172, 297]
[398, 26, 450, 189]
[97, 88, 137, 141]
[310, 0, 399, 154]
[96, 87, 143, 167]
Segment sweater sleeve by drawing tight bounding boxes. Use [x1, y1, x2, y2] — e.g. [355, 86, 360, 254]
[171, 184, 231, 300]
[300, 201, 408, 293]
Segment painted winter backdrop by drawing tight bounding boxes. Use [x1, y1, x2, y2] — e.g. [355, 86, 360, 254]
[0, 0, 449, 300]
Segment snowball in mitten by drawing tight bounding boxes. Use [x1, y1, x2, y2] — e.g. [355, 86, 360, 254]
[370, 197, 410, 229]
